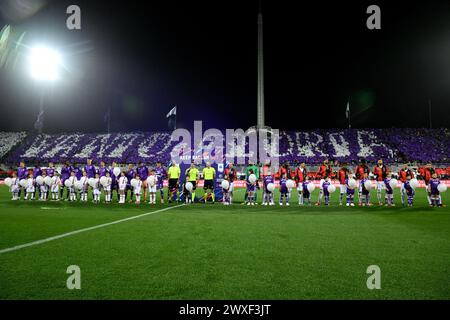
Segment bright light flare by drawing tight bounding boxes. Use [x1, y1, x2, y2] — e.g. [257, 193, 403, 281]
[28, 46, 62, 81]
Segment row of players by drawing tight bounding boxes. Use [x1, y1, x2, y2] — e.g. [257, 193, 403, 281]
[275, 159, 444, 207]
[232, 159, 445, 207]
[6, 160, 215, 204]
[5, 167, 445, 207]
[4, 159, 447, 207]
[253, 170, 444, 207]
[7, 160, 168, 203]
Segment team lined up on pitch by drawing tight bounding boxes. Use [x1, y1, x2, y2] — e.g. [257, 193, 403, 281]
[2, 159, 447, 207]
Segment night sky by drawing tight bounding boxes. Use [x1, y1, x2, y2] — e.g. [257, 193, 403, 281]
[0, 0, 450, 132]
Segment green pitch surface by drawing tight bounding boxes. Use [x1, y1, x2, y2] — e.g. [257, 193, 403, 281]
[0, 185, 449, 300]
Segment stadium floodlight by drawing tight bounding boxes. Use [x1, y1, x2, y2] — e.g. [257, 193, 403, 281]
[28, 45, 62, 81]
[27, 45, 62, 133]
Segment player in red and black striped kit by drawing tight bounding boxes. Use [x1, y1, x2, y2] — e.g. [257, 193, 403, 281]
[224, 163, 237, 203]
[373, 159, 389, 205]
[355, 159, 370, 206]
[278, 162, 292, 181]
[293, 162, 308, 205]
[315, 160, 334, 205]
[398, 164, 414, 206]
[423, 162, 435, 206]
[261, 161, 275, 205]
[337, 163, 350, 205]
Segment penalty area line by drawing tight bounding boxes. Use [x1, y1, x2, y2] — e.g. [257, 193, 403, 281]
[0, 204, 185, 255]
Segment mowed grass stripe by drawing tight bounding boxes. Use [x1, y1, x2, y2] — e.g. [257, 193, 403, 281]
[0, 204, 185, 255]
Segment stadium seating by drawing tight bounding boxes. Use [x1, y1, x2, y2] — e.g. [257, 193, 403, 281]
[0, 129, 449, 165]
[0, 132, 26, 159]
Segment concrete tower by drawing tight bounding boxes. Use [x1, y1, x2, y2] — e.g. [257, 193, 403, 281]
[257, 1, 265, 129]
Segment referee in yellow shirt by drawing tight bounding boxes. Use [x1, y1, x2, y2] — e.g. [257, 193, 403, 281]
[185, 162, 199, 203]
[167, 161, 181, 203]
[202, 162, 216, 203]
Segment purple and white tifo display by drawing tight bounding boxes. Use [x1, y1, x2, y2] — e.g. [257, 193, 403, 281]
[0, 128, 449, 165]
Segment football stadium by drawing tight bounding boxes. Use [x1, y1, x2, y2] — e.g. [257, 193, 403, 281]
[0, 0, 449, 307]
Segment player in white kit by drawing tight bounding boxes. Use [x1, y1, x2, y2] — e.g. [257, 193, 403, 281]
[118, 172, 128, 204]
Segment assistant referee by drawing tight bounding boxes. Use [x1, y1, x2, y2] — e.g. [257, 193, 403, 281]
[185, 162, 199, 202]
[167, 162, 181, 203]
[202, 162, 216, 203]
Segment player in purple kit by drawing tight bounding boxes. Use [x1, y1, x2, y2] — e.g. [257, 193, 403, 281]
[110, 161, 120, 201]
[137, 162, 149, 202]
[155, 161, 167, 204]
[32, 164, 42, 199]
[72, 165, 83, 180]
[428, 172, 443, 207]
[60, 161, 72, 199]
[98, 161, 109, 177]
[383, 171, 395, 206]
[60, 161, 71, 180]
[97, 161, 109, 200]
[84, 159, 96, 179]
[17, 161, 28, 199]
[32, 164, 42, 179]
[17, 162, 28, 180]
[262, 174, 274, 206]
[46, 162, 55, 177]
[126, 163, 136, 202]
[42, 162, 56, 199]
[279, 173, 290, 206]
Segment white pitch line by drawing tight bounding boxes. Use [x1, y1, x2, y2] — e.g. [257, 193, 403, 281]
[0, 204, 185, 255]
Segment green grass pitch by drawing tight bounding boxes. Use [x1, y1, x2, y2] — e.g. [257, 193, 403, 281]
[0, 185, 449, 300]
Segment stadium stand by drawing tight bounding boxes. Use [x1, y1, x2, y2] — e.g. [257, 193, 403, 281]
[0, 132, 27, 159]
[0, 129, 449, 167]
